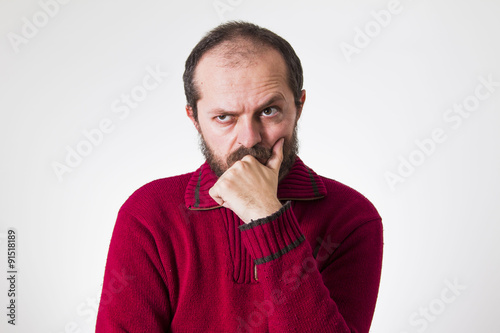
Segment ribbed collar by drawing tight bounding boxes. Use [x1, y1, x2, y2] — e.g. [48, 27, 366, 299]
[185, 156, 327, 210]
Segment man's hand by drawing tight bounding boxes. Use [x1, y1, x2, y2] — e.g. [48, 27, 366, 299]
[209, 138, 285, 224]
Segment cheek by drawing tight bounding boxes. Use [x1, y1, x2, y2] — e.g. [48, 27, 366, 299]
[200, 123, 234, 158]
[265, 120, 295, 142]
[212, 137, 231, 157]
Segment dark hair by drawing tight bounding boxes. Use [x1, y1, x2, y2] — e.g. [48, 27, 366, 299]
[183, 21, 304, 120]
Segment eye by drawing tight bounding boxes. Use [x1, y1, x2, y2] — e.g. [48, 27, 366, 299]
[216, 114, 232, 123]
[261, 107, 279, 117]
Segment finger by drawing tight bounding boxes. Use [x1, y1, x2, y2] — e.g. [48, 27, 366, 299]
[209, 185, 224, 206]
[266, 138, 284, 171]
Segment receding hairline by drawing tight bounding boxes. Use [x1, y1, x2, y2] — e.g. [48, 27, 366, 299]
[192, 38, 289, 102]
[199, 37, 278, 67]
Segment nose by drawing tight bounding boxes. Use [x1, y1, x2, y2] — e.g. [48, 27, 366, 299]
[236, 117, 262, 148]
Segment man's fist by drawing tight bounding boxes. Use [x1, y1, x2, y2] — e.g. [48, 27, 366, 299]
[209, 138, 285, 223]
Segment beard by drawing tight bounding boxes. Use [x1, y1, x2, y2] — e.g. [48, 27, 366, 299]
[199, 126, 299, 181]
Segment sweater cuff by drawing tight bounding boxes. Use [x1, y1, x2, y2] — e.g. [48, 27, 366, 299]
[238, 201, 305, 265]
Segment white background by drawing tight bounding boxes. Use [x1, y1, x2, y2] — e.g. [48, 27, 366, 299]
[1, 0, 499, 332]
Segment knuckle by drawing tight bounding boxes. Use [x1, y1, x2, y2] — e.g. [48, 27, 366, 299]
[233, 159, 250, 170]
[226, 166, 238, 176]
[241, 155, 253, 162]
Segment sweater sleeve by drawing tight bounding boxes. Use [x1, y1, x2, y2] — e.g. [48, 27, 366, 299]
[238, 201, 383, 333]
[96, 207, 172, 332]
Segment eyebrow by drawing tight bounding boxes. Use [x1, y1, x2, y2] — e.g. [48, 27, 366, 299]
[207, 94, 286, 115]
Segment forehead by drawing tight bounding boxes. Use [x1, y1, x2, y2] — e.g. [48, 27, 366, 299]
[194, 41, 290, 106]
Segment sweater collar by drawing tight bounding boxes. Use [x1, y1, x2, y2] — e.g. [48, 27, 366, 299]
[185, 156, 327, 210]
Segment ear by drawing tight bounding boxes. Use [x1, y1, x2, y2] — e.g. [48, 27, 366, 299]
[186, 105, 201, 133]
[296, 89, 306, 122]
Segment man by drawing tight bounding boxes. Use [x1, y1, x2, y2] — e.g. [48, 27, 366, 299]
[96, 21, 383, 333]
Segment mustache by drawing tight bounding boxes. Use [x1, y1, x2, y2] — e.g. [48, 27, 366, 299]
[226, 145, 272, 167]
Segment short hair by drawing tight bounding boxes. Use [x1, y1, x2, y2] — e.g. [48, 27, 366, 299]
[183, 21, 304, 120]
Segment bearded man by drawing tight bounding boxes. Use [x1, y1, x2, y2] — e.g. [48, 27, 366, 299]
[96, 21, 383, 333]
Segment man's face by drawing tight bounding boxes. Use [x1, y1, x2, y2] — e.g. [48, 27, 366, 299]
[187, 43, 305, 180]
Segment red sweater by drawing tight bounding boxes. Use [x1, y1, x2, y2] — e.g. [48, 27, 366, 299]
[96, 157, 383, 332]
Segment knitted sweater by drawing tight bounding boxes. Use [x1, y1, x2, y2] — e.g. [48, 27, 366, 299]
[96, 157, 383, 332]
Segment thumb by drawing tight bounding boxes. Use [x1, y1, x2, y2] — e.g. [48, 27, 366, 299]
[266, 138, 284, 172]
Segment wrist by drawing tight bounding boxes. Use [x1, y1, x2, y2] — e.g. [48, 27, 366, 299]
[244, 199, 283, 224]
